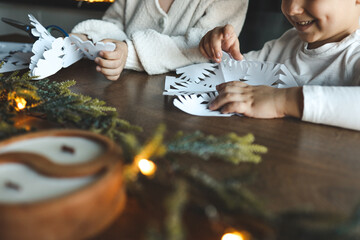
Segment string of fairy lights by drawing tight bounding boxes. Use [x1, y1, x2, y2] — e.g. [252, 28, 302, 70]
[9, 91, 251, 240]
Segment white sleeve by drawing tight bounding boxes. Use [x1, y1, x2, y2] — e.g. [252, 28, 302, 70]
[130, 0, 248, 74]
[71, 0, 128, 42]
[243, 28, 299, 62]
[302, 85, 360, 131]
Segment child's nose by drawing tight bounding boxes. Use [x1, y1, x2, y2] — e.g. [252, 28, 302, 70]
[282, 0, 304, 16]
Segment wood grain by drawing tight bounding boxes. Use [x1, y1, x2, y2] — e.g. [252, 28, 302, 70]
[2, 34, 360, 239]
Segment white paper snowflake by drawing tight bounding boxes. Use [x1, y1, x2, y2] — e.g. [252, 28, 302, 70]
[0, 52, 32, 73]
[68, 35, 115, 60]
[28, 14, 116, 79]
[176, 62, 218, 83]
[173, 92, 233, 117]
[166, 52, 298, 117]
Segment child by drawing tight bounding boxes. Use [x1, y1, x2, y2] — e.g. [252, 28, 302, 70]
[199, 0, 360, 131]
[71, 0, 248, 81]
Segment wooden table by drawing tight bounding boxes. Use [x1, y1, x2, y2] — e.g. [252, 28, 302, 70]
[2, 35, 360, 240]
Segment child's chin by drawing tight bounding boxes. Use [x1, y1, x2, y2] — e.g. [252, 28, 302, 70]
[298, 33, 317, 44]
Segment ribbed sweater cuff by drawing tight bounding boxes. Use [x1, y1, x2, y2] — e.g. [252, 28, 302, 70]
[124, 39, 144, 72]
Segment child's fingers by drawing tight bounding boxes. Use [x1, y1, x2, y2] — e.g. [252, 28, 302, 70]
[200, 33, 217, 60]
[101, 39, 113, 43]
[199, 26, 227, 61]
[96, 66, 121, 81]
[70, 33, 89, 41]
[220, 101, 249, 114]
[209, 27, 226, 62]
[95, 57, 121, 69]
[199, 37, 211, 59]
[210, 35, 223, 62]
[220, 25, 242, 61]
[224, 35, 242, 61]
[222, 24, 235, 39]
[216, 81, 249, 91]
[100, 49, 123, 60]
[209, 91, 251, 111]
[96, 66, 119, 76]
[228, 42, 243, 61]
[100, 40, 127, 59]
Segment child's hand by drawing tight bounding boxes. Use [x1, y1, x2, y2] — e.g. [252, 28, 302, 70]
[209, 82, 303, 119]
[69, 33, 89, 41]
[95, 39, 128, 81]
[199, 24, 243, 63]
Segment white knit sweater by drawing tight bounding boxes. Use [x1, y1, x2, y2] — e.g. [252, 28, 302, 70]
[244, 28, 360, 131]
[72, 0, 248, 75]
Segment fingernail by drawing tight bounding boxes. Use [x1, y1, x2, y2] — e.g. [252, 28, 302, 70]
[96, 66, 101, 72]
[94, 58, 99, 63]
[99, 51, 104, 57]
[215, 58, 221, 62]
[216, 52, 221, 58]
[225, 33, 230, 39]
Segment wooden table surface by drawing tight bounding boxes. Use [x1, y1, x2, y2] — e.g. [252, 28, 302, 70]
[2, 34, 360, 240]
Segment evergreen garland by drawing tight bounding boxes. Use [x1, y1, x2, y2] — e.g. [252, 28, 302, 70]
[167, 131, 267, 164]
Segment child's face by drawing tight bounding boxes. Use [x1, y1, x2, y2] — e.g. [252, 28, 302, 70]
[281, 0, 360, 49]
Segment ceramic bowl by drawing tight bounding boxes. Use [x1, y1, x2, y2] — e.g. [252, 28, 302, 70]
[0, 129, 126, 240]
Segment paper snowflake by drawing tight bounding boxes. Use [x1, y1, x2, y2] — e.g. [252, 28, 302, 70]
[165, 52, 298, 117]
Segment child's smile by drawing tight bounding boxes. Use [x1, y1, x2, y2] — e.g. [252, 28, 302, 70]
[293, 19, 316, 32]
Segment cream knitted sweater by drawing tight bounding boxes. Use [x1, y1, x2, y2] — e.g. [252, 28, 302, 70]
[72, 0, 248, 75]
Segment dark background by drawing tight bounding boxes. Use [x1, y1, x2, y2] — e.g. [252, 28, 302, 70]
[239, 0, 292, 53]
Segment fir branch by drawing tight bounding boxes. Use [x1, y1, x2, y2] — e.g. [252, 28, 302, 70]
[167, 131, 267, 164]
[187, 167, 267, 217]
[164, 180, 188, 240]
[30, 79, 141, 133]
[0, 71, 142, 156]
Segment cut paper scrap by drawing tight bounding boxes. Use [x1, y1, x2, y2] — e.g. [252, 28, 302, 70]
[173, 92, 233, 117]
[163, 75, 220, 96]
[0, 42, 33, 53]
[31, 37, 65, 78]
[165, 52, 298, 117]
[28, 14, 116, 79]
[29, 14, 54, 43]
[221, 54, 298, 88]
[62, 37, 84, 68]
[68, 35, 116, 60]
[0, 52, 33, 73]
[0, 42, 33, 73]
[176, 62, 218, 83]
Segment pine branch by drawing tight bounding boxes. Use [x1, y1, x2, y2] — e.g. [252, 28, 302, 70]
[167, 131, 267, 164]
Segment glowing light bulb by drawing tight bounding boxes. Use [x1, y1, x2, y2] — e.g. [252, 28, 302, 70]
[15, 97, 27, 110]
[138, 159, 156, 176]
[221, 232, 244, 240]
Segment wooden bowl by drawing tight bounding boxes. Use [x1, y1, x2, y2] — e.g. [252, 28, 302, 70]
[0, 129, 126, 240]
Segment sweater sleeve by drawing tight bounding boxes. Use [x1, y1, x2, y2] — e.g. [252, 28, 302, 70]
[130, 0, 248, 75]
[71, 0, 128, 42]
[302, 85, 360, 131]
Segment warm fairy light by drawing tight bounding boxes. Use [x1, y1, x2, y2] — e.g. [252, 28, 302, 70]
[138, 159, 157, 176]
[76, 0, 115, 2]
[221, 232, 245, 240]
[15, 97, 27, 110]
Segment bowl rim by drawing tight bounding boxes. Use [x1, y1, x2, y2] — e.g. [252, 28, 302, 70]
[0, 129, 125, 207]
